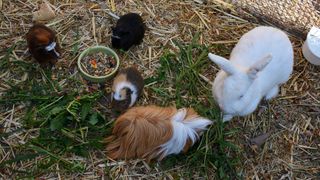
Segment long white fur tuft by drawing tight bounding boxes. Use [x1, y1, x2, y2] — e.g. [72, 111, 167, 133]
[159, 108, 212, 158]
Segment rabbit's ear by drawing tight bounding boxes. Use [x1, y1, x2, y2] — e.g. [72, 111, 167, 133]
[247, 54, 272, 79]
[208, 53, 239, 75]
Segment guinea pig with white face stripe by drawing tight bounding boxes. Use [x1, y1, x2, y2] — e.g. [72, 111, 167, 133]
[111, 67, 144, 112]
[26, 24, 60, 67]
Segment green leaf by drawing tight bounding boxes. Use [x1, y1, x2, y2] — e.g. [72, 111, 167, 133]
[50, 118, 64, 131]
[89, 112, 98, 125]
[50, 106, 64, 115]
[28, 144, 72, 164]
[81, 102, 91, 121]
[0, 153, 41, 167]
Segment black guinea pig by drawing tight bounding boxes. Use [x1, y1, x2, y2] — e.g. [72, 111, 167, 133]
[111, 13, 145, 51]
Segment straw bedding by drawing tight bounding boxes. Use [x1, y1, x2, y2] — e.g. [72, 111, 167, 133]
[0, 0, 319, 179]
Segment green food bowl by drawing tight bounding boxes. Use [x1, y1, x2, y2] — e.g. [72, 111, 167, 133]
[77, 46, 120, 83]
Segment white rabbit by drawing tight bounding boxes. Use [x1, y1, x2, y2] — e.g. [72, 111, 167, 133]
[208, 26, 293, 121]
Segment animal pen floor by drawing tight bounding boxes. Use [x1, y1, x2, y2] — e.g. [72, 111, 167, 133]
[0, 0, 319, 179]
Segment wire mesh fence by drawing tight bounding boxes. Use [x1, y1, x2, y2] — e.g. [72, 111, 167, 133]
[229, 0, 320, 37]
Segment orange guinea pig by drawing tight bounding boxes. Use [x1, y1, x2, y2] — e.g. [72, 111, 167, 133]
[26, 24, 60, 66]
[105, 105, 212, 162]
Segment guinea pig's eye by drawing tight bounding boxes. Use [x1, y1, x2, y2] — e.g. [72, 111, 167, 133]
[239, 95, 244, 99]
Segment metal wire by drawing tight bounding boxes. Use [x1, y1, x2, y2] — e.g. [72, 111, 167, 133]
[231, 0, 320, 37]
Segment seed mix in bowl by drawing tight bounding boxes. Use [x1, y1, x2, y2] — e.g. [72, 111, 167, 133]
[81, 52, 116, 77]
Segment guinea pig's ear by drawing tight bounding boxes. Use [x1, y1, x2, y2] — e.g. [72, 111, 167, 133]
[247, 54, 272, 79]
[208, 53, 239, 75]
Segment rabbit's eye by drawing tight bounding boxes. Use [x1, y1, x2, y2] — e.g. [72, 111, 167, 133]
[239, 95, 243, 99]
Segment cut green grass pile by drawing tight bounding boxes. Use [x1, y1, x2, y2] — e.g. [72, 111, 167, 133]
[0, 46, 112, 177]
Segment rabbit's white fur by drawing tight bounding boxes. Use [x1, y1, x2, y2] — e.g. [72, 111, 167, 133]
[209, 26, 293, 121]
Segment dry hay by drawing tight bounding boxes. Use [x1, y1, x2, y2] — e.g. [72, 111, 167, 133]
[0, 0, 319, 179]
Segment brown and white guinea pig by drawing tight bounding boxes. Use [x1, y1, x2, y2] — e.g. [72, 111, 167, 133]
[26, 24, 60, 66]
[111, 13, 145, 51]
[105, 105, 212, 162]
[111, 67, 144, 112]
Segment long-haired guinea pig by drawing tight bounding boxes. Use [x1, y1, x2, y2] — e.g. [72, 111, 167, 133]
[26, 24, 60, 66]
[111, 67, 144, 112]
[111, 13, 145, 51]
[105, 105, 212, 162]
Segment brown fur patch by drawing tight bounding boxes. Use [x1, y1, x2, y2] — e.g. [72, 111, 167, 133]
[119, 89, 126, 99]
[105, 105, 178, 162]
[124, 67, 144, 94]
[182, 139, 193, 153]
[112, 73, 127, 92]
[33, 29, 51, 45]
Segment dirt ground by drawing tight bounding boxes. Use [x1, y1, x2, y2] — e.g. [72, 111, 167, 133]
[0, 0, 319, 179]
